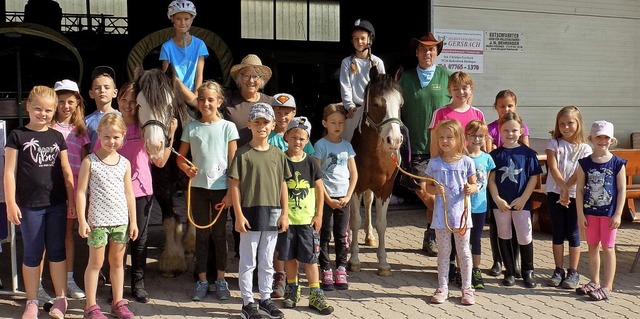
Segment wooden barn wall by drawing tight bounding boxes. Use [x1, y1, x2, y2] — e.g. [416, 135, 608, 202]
[434, 0, 640, 147]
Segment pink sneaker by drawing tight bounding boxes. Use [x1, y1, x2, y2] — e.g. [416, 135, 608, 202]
[84, 304, 108, 319]
[335, 267, 349, 290]
[320, 269, 335, 291]
[111, 299, 134, 319]
[49, 297, 68, 319]
[431, 287, 449, 304]
[461, 288, 475, 305]
[22, 300, 39, 319]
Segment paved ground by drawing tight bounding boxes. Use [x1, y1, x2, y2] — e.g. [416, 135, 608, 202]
[2, 195, 640, 318]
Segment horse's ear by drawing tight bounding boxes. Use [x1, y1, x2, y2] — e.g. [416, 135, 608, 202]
[133, 66, 144, 82]
[370, 64, 380, 79]
[394, 66, 403, 82]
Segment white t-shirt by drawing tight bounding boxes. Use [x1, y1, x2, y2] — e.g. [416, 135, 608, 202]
[545, 138, 592, 198]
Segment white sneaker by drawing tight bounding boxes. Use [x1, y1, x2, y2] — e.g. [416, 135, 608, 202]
[67, 280, 86, 298]
[37, 286, 54, 304]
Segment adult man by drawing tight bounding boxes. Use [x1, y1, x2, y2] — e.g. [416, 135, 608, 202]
[398, 32, 452, 256]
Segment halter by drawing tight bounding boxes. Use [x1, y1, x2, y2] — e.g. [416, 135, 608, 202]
[139, 112, 173, 148]
[360, 84, 404, 135]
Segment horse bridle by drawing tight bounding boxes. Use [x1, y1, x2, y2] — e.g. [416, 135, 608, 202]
[139, 110, 172, 148]
[361, 85, 403, 134]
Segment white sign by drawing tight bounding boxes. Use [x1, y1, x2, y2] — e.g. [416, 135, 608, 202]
[485, 31, 524, 52]
[434, 29, 484, 73]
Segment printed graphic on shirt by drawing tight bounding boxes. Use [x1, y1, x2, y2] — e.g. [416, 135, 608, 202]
[288, 171, 311, 210]
[498, 159, 522, 183]
[585, 169, 613, 208]
[23, 138, 60, 167]
[326, 152, 347, 173]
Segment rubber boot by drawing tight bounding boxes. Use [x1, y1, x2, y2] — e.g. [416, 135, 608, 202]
[422, 228, 438, 257]
[498, 239, 516, 286]
[512, 236, 522, 279]
[520, 242, 537, 288]
[132, 279, 150, 303]
[489, 221, 502, 276]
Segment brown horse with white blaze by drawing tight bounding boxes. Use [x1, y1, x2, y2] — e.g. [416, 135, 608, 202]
[348, 66, 404, 276]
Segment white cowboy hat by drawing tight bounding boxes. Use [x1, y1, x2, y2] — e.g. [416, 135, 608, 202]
[230, 54, 272, 83]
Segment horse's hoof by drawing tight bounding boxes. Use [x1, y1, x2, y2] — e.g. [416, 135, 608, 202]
[365, 238, 377, 247]
[160, 271, 180, 278]
[377, 268, 392, 277]
[348, 262, 361, 272]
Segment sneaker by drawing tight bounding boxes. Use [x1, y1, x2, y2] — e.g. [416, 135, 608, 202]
[270, 272, 286, 299]
[335, 267, 349, 290]
[472, 268, 485, 289]
[259, 298, 284, 319]
[37, 286, 54, 305]
[22, 300, 39, 319]
[576, 281, 600, 295]
[309, 288, 334, 315]
[283, 283, 301, 308]
[431, 287, 449, 304]
[214, 279, 230, 300]
[321, 269, 335, 291]
[562, 269, 580, 289]
[192, 280, 209, 301]
[67, 280, 86, 298]
[422, 231, 438, 257]
[49, 297, 67, 319]
[461, 288, 475, 305]
[241, 302, 264, 319]
[546, 267, 565, 287]
[84, 304, 107, 319]
[110, 299, 134, 319]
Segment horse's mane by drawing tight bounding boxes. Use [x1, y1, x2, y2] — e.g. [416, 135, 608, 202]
[133, 66, 187, 124]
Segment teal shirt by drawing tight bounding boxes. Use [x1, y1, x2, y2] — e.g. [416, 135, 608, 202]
[268, 131, 315, 155]
[399, 66, 452, 155]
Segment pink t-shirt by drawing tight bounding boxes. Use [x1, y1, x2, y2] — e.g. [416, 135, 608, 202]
[428, 105, 485, 132]
[53, 123, 90, 180]
[94, 123, 153, 197]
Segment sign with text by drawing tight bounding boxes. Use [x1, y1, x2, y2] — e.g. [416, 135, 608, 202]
[434, 29, 484, 73]
[485, 31, 524, 52]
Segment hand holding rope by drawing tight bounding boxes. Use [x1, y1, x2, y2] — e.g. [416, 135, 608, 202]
[172, 148, 226, 229]
[391, 153, 470, 236]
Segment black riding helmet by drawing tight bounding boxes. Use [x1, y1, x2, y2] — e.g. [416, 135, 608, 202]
[353, 19, 375, 43]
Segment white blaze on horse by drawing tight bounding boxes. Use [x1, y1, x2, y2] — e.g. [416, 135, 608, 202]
[134, 67, 197, 277]
[348, 66, 404, 276]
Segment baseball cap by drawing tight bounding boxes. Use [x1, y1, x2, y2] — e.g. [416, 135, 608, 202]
[54, 79, 80, 93]
[249, 103, 275, 121]
[286, 116, 311, 137]
[271, 93, 296, 109]
[91, 65, 116, 84]
[590, 120, 614, 138]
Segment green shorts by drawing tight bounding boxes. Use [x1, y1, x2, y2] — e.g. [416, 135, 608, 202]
[87, 224, 129, 248]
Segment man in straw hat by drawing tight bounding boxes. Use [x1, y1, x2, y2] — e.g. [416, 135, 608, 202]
[398, 32, 451, 257]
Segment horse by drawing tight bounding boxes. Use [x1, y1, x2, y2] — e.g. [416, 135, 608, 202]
[133, 66, 197, 277]
[348, 65, 404, 276]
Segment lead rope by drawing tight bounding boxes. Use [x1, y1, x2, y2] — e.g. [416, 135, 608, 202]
[391, 154, 470, 236]
[172, 148, 226, 229]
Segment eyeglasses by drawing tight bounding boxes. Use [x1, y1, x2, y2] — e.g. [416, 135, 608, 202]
[240, 73, 262, 81]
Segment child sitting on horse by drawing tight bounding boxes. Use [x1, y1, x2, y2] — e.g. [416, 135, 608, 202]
[176, 81, 238, 302]
[425, 119, 477, 305]
[277, 116, 334, 314]
[228, 102, 289, 319]
[314, 103, 358, 291]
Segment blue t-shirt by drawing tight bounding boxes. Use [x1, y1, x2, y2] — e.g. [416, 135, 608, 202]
[268, 131, 315, 155]
[160, 35, 209, 92]
[490, 145, 542, 211]
[425, 155, 476, 229]
[85, 109, 121, 153]
[578, 155, 626, 217]
[313, 137, 356, 197]
[469, 152, 496, 214]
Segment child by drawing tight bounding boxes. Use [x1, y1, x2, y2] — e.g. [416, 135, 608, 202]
[85, 66, 120, 152]
[464, 120, 495, 289]
[339, 19, 385, 141]
[313, 103, 358, 291]
[228, 102, 290, 319]
[545, 106, 592, 289]
[278, 116, 334, 314]
[52, 79, 90, 299]
[177, 81, 238, 301]
[4, 86, 75, 319]
[425, 119, 477, 305]
[161, 0, 208, 94]
[575, 120, 626, 301]
[76, 113, 138, 319]
[488, 111, 542, 288]
[267, 92, 314, 298]
[115, 82, 176, 303]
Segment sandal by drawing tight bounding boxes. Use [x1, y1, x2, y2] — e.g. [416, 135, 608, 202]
[576, 282, 599, 295]
[588, 287, 610, 301]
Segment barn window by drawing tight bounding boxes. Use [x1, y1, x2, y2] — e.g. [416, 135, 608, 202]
[241, 0, 340, 42]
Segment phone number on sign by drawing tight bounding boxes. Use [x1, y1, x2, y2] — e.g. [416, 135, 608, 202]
[447, 64, 480, 71]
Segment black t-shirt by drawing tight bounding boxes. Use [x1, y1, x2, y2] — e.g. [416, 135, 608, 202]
[5, 126, 68, 208]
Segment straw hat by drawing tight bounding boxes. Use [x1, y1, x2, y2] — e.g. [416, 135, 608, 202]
[230, 54, 272, 83]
